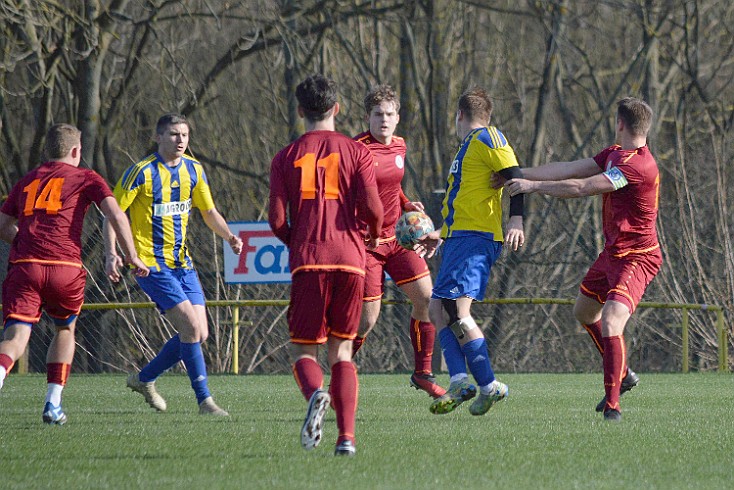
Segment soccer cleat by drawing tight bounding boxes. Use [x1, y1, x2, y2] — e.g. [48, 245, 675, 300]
[198, 396, 229, 416]
[410, 372, 447, 399]
[469, 380, 509, 416]
[127, 373, 167, 412]
[301, 389, 330, 450]
[603, 408, 622, 422]
[429, 378, 477, 414]
[42, 402, 67, 425]
[595, 367, 639, 412]
[334, 439, 356, 456]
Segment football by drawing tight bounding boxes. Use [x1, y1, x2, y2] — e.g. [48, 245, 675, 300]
[395, 211, 435, 250]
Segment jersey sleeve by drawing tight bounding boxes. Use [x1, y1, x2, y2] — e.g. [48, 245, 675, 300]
[0, 182, 21, 218]
[191, 166, 216, 211]
[84, 170, 114, 205]
[482, 128, 519, 172]
[592, 145, 619, 170]
[113, 165, 145, 212]
[354, 144, 377, 191]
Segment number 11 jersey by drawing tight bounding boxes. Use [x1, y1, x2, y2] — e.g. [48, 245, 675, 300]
[269, 130, 377, 276]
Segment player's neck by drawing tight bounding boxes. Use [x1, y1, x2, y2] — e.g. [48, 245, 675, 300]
[158, 153, 182, 167]
[305, 120, 335, 132]
[371, 132, 392, 145]
[619, 134, 647, 151]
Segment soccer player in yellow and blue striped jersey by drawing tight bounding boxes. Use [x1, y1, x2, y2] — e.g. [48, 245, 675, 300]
[414, 87, 525, 416]
[104, 114, 243, 416]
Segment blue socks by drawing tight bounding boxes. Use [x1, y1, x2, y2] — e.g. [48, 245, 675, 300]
[180, 341, 210, 404]
[139, 334, 182, 382]
[438, 327, 467, 377]
[462, 338, 495, 387]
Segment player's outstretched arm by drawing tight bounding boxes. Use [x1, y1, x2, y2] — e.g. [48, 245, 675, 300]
[522, 157, 600, 181]
[0, 212, 18, 244]
[100, 197, 149, 280]
[506, 173, 615, 199]
[200, 207, 243, 254]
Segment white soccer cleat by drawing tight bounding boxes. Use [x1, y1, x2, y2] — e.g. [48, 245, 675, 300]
[198, 396, 229, 416]
[127, 373, 167, 412]
[469, 379, 509, 416]
[301, 389, 330, 450]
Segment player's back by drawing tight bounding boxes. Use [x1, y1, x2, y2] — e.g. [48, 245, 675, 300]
[270, 130, 376, 274]
[2, 161, 110, 265]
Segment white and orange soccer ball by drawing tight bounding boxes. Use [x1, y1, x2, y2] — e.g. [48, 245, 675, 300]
[395, 211, 435, 250]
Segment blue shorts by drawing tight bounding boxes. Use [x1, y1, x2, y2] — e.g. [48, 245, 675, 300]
[432, 233, 503, 301]
[136, 268, 205, 313]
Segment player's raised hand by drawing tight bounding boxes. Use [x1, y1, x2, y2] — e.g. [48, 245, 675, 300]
[227, 233, 243, 255]
[413, 230, 442, 259]
[105, 254, 124, 282]
[403, 201, 425, 213]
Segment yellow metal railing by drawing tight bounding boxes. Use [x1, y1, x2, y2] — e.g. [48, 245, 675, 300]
[5, 298, 729, 374]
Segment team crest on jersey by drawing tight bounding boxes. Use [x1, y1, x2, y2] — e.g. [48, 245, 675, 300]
[395, 155, 404, 169]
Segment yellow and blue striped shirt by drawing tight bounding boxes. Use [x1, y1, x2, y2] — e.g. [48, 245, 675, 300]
[113, 153, 215, 270]
[441, 126, 519, 240]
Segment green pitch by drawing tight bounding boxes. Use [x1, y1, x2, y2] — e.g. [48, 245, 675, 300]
[1, 373, 732, 489]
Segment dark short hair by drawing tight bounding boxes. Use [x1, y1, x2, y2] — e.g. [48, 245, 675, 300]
[296, 75, 338, 122]
[617, 97, 653, 136]
[156, 113, 189, 135]
[43, 123, 81, 160]
[363, 84, 400, 115]
[458, 86, 493, 124]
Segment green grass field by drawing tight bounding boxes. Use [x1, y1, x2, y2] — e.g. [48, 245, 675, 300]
[1, 373, 732, 489]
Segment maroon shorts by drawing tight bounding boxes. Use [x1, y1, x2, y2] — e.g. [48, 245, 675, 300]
[364, 238, 430, 301]
[289, 271, 364, 344]
[580, 248, 662, 313]
[2, 262, 86, 326]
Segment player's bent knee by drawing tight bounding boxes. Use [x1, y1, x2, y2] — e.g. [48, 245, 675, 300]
[448, 316, 479, 341]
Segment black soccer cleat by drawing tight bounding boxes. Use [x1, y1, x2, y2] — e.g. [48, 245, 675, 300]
[595, 367, 640, 412]
[334, 439, 356, 456]
[603, 408, 622, 422]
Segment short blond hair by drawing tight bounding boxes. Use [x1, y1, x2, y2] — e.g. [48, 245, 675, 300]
[458, 86, 493, 124]
[43, 124, 81, 160]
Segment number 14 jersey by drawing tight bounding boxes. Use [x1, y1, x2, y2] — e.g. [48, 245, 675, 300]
[0, 161, 112, 267]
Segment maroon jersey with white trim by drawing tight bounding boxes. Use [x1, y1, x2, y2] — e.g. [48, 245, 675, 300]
[593, 145, 660, 256]
[1, 161, 112, 266]
[269, 130, 377, 275]
[354, 131, 407, 239]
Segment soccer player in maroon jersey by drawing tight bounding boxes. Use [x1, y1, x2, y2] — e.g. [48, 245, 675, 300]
[504, 97, 661, 421]
[269, 74, 383, 456]
[352, 84, 445, 398]
[0, 123, 147, 424]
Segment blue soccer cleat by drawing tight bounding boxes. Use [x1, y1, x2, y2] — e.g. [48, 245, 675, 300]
[42, 402, 67, 425]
